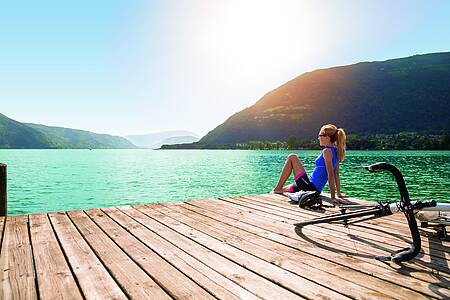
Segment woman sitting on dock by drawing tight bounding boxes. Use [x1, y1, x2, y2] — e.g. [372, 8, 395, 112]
[272, 124, 349, 204]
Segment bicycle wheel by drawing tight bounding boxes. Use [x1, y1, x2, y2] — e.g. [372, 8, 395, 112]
[295, 206, 383, 227]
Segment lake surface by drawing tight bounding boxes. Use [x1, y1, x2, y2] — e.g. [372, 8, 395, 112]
[1, 149, 449, 215]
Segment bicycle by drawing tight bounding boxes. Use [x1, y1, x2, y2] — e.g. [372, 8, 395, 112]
[294, 162, 450, 262]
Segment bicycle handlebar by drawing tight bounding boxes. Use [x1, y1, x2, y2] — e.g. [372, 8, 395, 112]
[413, 200, 437, 209]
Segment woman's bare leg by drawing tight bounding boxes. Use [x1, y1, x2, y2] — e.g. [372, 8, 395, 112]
[273, 154, 306, 193]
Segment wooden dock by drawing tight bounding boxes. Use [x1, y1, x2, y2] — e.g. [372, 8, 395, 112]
[1, 194, 449, 299]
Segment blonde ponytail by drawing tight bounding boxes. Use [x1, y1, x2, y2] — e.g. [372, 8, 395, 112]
[336, 128, 346, 162]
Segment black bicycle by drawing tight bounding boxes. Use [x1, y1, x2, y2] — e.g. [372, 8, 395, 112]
[294, 162, 441, 263]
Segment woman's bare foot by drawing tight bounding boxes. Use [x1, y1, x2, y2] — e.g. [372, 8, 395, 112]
[271, 189, 284, 194]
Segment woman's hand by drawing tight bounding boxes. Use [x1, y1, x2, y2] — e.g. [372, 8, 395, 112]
[331, 195, 352, 205]
[337, 192, 348, 199]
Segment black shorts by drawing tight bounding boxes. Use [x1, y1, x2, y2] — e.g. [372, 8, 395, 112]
[290, 172, 318, 193]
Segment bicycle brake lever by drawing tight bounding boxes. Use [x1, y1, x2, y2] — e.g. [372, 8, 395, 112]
[353, 166, 370, 170]
[353, 162, 387, 172]
[367, 166, 384, 172]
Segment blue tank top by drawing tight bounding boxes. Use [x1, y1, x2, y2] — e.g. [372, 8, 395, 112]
[309, 146, 339, 192]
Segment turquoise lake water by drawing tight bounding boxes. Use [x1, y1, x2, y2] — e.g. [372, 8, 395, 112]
[1, 149, 449, 215]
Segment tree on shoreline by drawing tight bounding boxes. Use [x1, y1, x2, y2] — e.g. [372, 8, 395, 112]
[234, 132, 450, 150]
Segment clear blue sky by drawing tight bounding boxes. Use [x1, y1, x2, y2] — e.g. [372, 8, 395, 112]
[1, 0, 450, 137]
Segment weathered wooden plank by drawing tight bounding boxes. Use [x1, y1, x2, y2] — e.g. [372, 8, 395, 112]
[260, 193, 450, 252]
[233, 195, 450, 286]
[240, 194, 417, 246]
[253, 194, 450, 276]
[120, 205, 304, 300]
[67, 210, 171, 299]
[0, 216, 37, 300]
[138, 204, 350, 300]
[223, 196, 450, 274]
[253, 195, 450, 280]
[243, 197, 450, 286]
[187, 198, 450, 298]
[104, 206, 260, 300]
[29, 214, 83, 300]
[159, 202, 413, 300]
[224, 196, 450, 280]
[86, 208, 215, 300]
[263, 193, 450, 250]
[244, 194, 450, 261]
[221, 197, 398, 256]
[48, 212, 127, 300]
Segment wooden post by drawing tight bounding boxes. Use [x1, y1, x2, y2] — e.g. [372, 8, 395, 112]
[0, 163, 6, 216]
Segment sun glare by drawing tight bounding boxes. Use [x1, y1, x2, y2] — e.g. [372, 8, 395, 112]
[196, 0, 324, 80]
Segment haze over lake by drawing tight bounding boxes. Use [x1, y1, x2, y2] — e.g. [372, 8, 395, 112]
[2, 149, 449, 215]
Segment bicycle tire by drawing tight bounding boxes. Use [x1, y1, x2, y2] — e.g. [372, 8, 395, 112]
[295, 206, 383, 227]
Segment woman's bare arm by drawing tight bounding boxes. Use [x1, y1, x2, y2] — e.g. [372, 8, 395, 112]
[335, 164, 341, 195]
[323, 149, 336, 199]
[334, 164, 348, 198]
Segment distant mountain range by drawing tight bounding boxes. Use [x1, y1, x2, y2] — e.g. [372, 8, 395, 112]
[159, 135, 200, 146]
[165, 51, 450, 148]
[0, 113, 135, 149]
[125, 131, 199, 148]
[0, 113, 200, 149]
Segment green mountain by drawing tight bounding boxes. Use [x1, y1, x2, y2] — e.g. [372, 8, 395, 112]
[0, 113, 56, 148]
[197, 52, 450, 146]
[0, 113, 136, 149]
[26, 123, 136, 149]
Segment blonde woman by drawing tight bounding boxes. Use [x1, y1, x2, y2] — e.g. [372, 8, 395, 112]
[273, 124, 349, 204]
